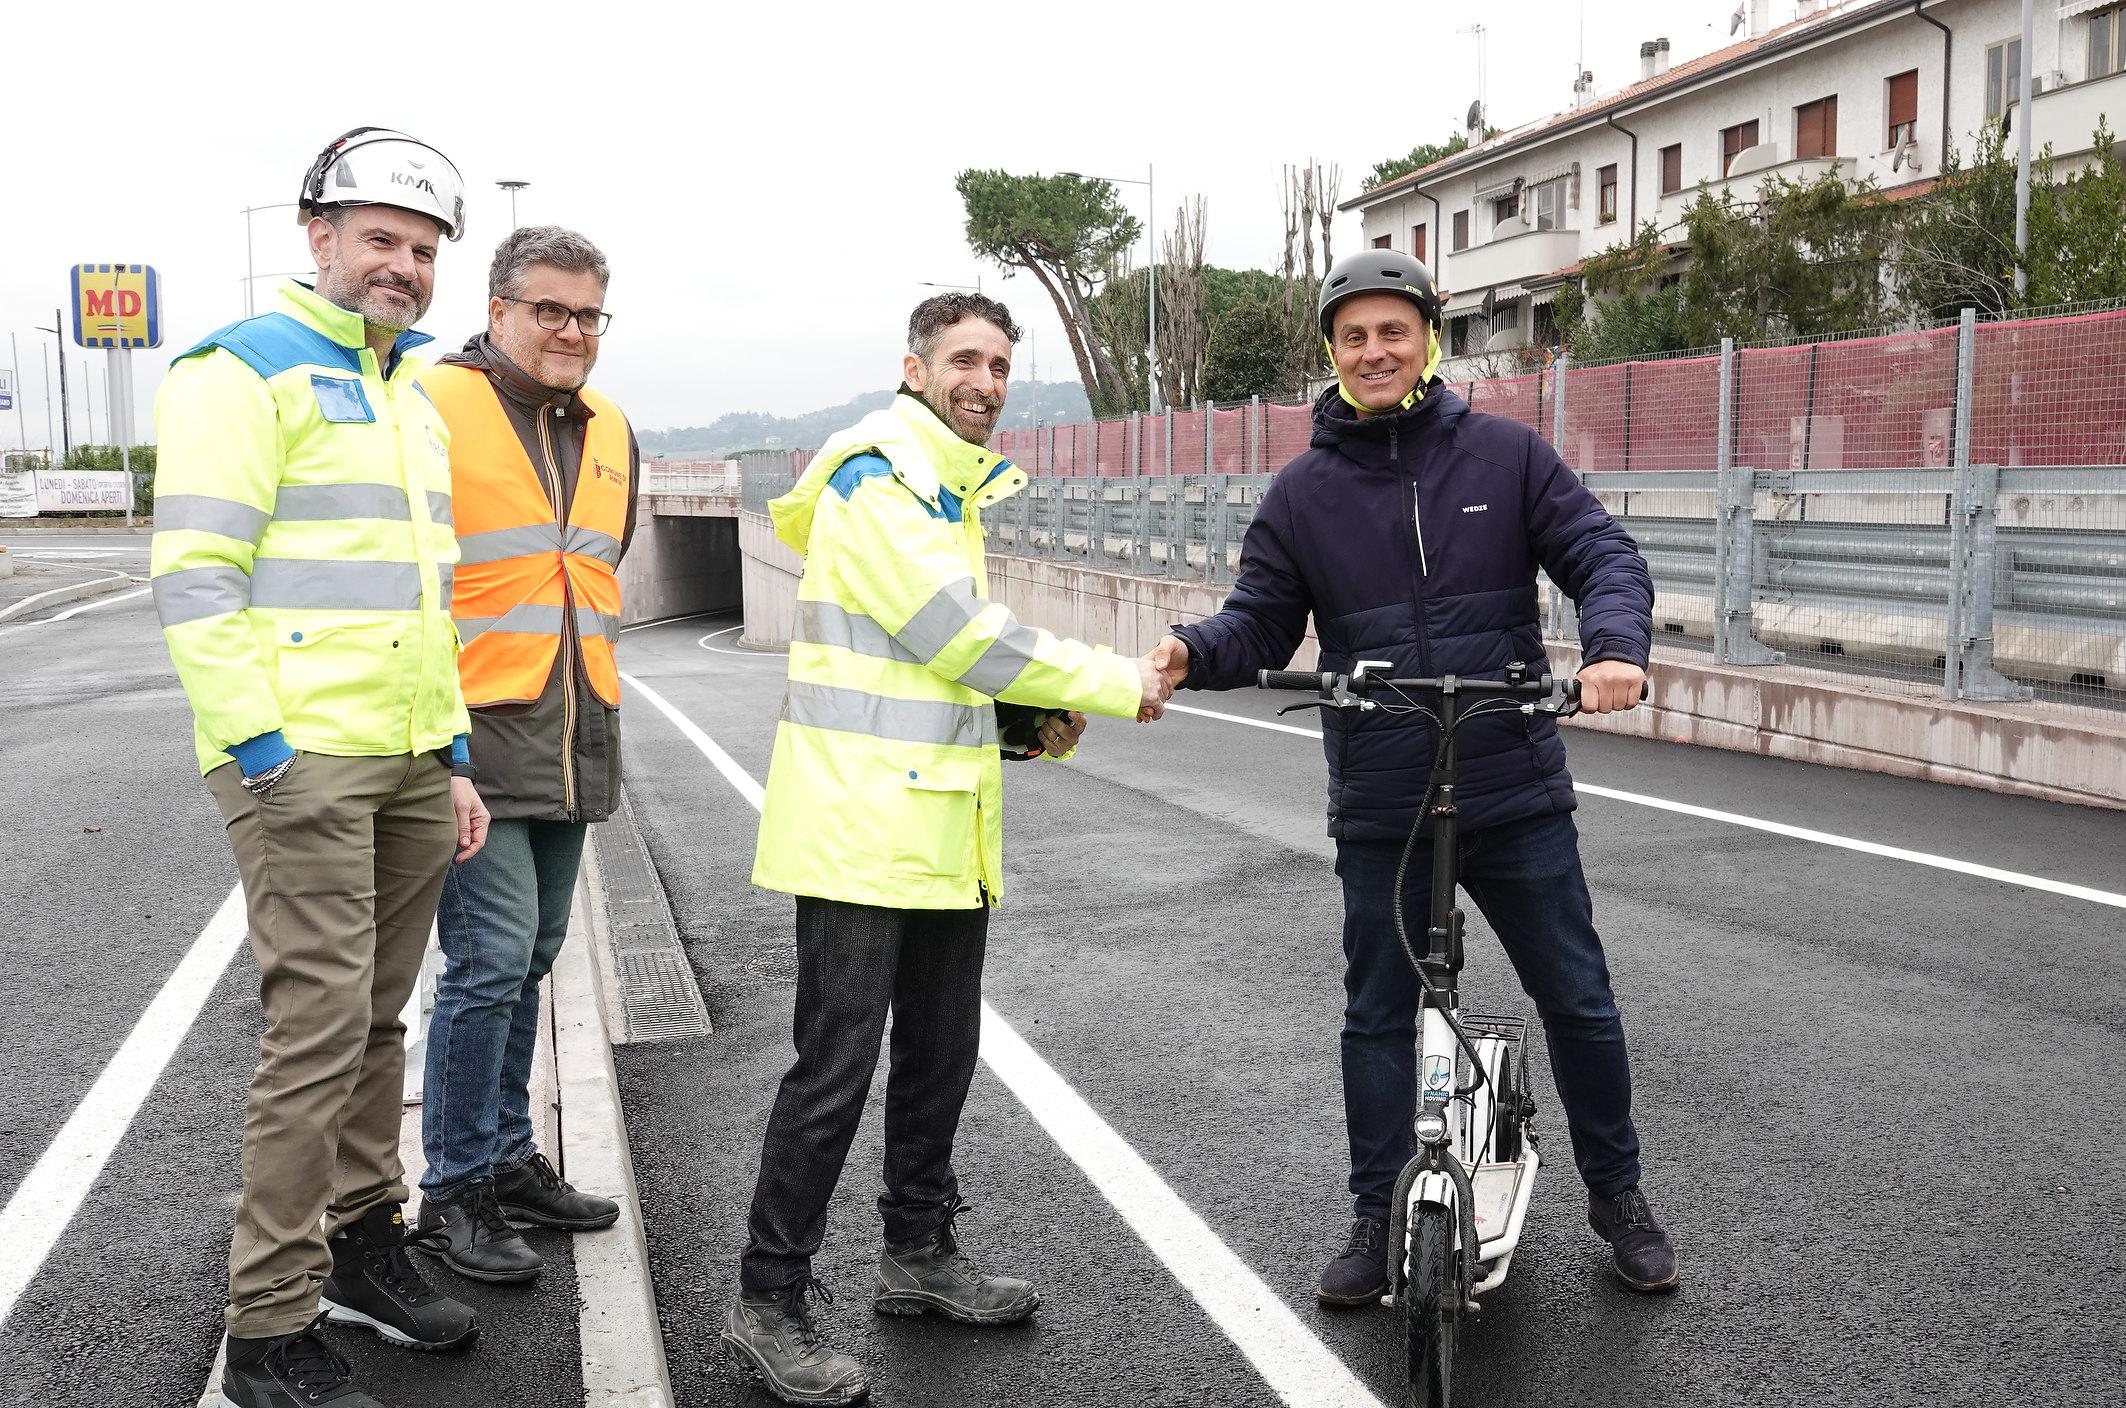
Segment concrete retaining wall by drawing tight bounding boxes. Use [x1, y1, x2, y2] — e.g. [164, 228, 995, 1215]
[736, 511, 2125, 812]
[620, 503, 741, 626]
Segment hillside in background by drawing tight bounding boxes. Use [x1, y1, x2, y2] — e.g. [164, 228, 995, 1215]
[640, 380, 1093, 457]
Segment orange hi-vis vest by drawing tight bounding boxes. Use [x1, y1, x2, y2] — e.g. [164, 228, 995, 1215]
[419, 363, 631, 709]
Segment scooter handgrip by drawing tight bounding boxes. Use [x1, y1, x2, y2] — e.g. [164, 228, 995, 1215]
[1259, 670, 1333, 692]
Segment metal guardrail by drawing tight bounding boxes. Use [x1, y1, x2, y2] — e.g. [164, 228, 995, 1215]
[726, 460, 2125, 709]
[643, 466, 740, 497]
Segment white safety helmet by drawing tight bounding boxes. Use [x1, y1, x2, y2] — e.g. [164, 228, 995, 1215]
[298, 127, 467, 241]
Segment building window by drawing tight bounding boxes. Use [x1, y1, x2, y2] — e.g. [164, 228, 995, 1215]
[1985, 39, 2023, 122]
[1659, 143, 1683, 194]
[1720, 120, 1761, 176]
[1413, 223, 1428, 263]
[1448, 315, 1477, 357]
[1532, 300, 1560, 351]
[1794, 96, 1838, 160]
[1597, 164, 1618, 223]
[1492, 193, 1519, 227]
[2089, 6, 2123, 80]
[1373, 234, 1393, 249]
[1452, 210, 1469, 251]
[1532, 176, 1569, 230]
[1887, 69, 1919, 147]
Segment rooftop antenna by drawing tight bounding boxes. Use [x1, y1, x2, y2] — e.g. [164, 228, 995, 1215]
[1457, 24, 1488, 138]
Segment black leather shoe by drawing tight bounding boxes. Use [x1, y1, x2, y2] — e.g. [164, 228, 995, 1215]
[1588, 1186, 1680, 1292]
[1316, 1214, 1390, 1306]
[721, 1278, 869, 1406]
[873, 1200, 1039, 1325]
[495, 1151, 620, 1231]
[416, 1182, 544, 1284]
[221, 1315, 388, 1406]
[320, 1204, 479, 1350]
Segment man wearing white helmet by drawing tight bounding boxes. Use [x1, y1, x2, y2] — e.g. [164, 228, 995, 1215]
[151, 127, 487, 1408]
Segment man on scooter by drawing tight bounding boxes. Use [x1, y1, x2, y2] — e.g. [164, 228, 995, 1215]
[1146, 249, 1678, 1298]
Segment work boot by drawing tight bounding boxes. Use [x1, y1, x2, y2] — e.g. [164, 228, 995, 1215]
[1588, 1185, 1680, 1292]
[416, 1181, 544, 1283]
[1316, 1214, 1390, 1306]
[495, 1150, 620, 1231]
[721, 1278, 869, 1406]
[319, 1203, 479, 1351]
[872, 1200, 1039, 1325]
[220, 1314, 386, 1407]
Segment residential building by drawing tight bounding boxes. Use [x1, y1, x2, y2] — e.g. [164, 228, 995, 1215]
[1344, 0, 2126, 369]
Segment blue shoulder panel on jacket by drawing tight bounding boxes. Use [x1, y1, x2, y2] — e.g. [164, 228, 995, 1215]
[176, 313, 362, 379]
[828, 452, 897, 501]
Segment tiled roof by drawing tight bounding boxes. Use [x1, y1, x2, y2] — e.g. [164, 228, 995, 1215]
[1346, 0, 1902, 209]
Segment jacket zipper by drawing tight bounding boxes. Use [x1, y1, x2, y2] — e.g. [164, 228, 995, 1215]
[537, 406, 578, 817]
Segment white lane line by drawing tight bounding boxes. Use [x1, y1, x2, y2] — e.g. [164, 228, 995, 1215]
[48, 585, 153, 621]
[697, 624, 785, 658]
[623, 673, 1384, 1408]
[0, 566, 130, 623]
[0, 883, 248, 1328]
[618, 610, 731, 635]
[1164, 699, 2126, 911]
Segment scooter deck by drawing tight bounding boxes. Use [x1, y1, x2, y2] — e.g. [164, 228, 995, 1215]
[1470, 1161, 1528, 1258]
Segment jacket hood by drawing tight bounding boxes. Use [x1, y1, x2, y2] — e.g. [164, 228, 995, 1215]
[1308, 379, 1465, 471]
[769, 390, 1026, 555]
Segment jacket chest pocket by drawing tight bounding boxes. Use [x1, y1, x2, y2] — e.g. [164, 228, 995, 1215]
[885, 761, 980, 878]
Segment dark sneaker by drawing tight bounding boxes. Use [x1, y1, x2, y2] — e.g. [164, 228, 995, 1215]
[495, 1151, 620, 1231]
[1316, 1214, 1389, 1306]
[872, 1201, 1039, 1325]
[1588, 1186, 1680, 1292]
[721, 1278, 869, 1406]
[416, 1182, 543, 1284]
[320, 1203, 479, 1351]
[220, 1314, 388, 1407]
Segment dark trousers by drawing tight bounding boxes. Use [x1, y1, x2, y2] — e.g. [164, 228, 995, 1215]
[1336, 810, 1643, 1218]
[739, 896, 989, 1293]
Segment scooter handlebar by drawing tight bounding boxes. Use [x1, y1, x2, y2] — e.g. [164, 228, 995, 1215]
[1258, 670, 1335, 692]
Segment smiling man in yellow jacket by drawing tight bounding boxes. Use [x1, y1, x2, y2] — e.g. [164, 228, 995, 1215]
[152, 129, 488, 1408]
[725, 292, 1171, 1406]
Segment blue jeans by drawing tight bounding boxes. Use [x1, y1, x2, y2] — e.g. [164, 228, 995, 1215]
[1336, 810, 1643, 1218]
[421, 818, 588, 1198]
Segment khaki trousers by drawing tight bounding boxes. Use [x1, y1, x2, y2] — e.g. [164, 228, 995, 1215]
[206, 750, 454, 1338]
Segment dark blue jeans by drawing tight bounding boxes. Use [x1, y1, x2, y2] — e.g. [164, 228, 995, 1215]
[421, 818, 588, 1199]
[1336, 810, 1642, 1218]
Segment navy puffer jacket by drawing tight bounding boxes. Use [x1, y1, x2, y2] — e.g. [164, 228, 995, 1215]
[1172, 383, 1653, 841]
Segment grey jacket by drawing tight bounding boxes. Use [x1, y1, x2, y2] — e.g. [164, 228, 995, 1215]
[441, 334, 640, 823]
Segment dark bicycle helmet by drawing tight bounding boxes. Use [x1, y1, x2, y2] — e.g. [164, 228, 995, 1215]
[1318, 249, 1442, 336]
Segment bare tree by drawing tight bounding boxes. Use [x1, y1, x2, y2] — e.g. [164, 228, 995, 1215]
[1158, 197, 1210, 407]
[1277, 160, 1342, 393]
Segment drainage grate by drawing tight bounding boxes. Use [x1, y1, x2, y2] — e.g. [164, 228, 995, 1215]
[592, 789, 712, 1044]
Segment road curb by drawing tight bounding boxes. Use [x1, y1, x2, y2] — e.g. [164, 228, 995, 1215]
[0, 567, 139, 623]
[557, 850, 676, 1405]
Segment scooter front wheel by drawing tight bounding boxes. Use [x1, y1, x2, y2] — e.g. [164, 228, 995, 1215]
[1403, 1202, 1458, 1408]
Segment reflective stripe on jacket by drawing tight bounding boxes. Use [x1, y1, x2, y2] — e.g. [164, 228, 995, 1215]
[150, 281, 469, 775]
[751, 392, 1143, 910]
[419, 362, 630, 709]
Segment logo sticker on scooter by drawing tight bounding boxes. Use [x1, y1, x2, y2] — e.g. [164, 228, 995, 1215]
[1423, 1055, 1453, 1093]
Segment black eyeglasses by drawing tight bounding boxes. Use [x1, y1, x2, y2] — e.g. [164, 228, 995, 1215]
[501, 297, 613, 335]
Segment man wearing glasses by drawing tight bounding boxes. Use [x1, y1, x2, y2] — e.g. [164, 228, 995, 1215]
[413, 226, 636, 1279]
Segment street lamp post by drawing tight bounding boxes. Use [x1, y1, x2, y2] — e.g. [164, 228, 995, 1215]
[32, 313, 70, 459]
[1062, 166, 1158, 412]
[242, 202, 302, 317]
[498, 180, 530, 230]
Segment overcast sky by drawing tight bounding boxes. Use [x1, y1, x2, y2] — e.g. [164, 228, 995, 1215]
[5, 0, 1774, 448]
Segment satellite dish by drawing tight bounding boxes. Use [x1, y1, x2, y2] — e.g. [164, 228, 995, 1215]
[1466, 100, 1484, 131]
[1891, 143, 1907, 172]
[1730, 3, 1746, 35]
[1481, 286, 1498, 321]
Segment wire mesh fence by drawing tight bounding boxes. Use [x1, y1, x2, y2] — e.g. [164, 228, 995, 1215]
[722, 304, 2125, 720]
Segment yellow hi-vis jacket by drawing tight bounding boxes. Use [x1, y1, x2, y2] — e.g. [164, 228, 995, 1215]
[751, 392, 1143, 910]
[151, 281, 469, 776]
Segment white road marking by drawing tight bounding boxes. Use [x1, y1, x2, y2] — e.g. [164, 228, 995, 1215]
[0, 566, 130, 623]
[697, 624, 785, 657]
[618, 610, 730, 634]
[0, 884, 249, 1328]
[48, 585, 153, 621]
[620, 671, 1385, 1408]
[1164, 699, 2126, 911]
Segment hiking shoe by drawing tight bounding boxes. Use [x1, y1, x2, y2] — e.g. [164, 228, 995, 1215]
[721, 1278, 869, 1406]
[1588, 1186, 1680, 1292]
[319, 1203, 479, 1351]
[220, 1314, 388, 1406]
[495, 1151, 620, 1231]
[416, 1182, 543, 1284]
[1316, 1214, 1390, 1306]
[872, 1200, 1039, 1325]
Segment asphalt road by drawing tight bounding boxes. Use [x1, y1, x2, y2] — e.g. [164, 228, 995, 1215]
[0, 590, 584, 1408]
[612, 612, 2126, 1408]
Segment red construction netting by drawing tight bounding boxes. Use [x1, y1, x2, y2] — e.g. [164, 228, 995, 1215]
[1471, 372, 1545, 436]
[1560, 364, 1628, 473]
[1168, 409, 1206, 476]
[1265, 401, 1313, 470]
[1970, 308, 2126, 467]
[1210, 407, 1249, 472]
[1095, 419, 1129, 475]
